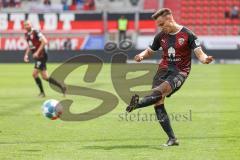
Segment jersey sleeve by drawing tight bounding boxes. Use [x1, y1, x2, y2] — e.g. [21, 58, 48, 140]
[148, 32, 162, 51]
[188, 31, 201, 50]
[24, 33, 28, 40]
[35, 30, 44, 40]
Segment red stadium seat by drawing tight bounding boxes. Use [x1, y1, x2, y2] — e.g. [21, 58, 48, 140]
[225, 1, 233, 6]
[202, 6, 209, 12]
[187, 13, 195, 19]
[233, 1, 240, 6]
[202, 0, 209, 6]
[181, 7, 188, 14]
[212, 19, 219, 25]
[181, 12, 188, 19]
[209, 1, 217, 6]
[209, 12, 216, 18]
[138, 20, 156, 33]
[195, 7, 201, 12]
[218, 19, 225, 25]
[188, 1, 195, 6]
[225, 18, 232, 25]
[187, 19, 195, 25]
[233, 25, 239, 34]
[217, 1, 225, 6]
[195, 1, 202, 6]
[209, 7, 218, 13]
[195, 13, 202, 19]
[181, 19, 189, 25]
[217, 26, 226, 35]
[144, 0, 158, 10]
[69, 5, 77, 10]
[218, 6, 225, 12]
[225, 25, 239, 35]
[181, 0, 187, 6]
[226, 25, 231, 35]
[217, 12, 225, 19]
[202, 19, 209, 25]
[209, 26, 218, 35]
[167, 0, 239, 35]
[202, 12, 209, 18]
[188, 7, 195, 13]
[194, 26, 202, 35]
[232, 19, 240, 25]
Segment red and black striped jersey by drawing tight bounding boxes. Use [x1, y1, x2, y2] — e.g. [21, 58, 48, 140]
[149, 26, 201, 75]
[25, 29, 47, 59]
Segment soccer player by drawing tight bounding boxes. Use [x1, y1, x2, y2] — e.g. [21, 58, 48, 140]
[23, 20, 66, 97]
[126, 8, 213, 146]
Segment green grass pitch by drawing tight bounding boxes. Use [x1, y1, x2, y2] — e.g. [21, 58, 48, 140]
[0, 63, 239, 160]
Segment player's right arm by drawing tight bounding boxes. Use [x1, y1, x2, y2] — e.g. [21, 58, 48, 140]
[24, 46, 30, 63]
[134, 48, 155, 62]
[134, 33, 162, 62]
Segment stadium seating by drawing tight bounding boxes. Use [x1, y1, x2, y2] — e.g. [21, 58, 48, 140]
[164, 0, 240, 35]
[1, 0, 239, 35]
[143, 0, 159, 10]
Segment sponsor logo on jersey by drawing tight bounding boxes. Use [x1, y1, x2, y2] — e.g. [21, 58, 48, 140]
[194, 39, 201, 46]
[178, 38, 185, 45]
[167, 47, 181, 62]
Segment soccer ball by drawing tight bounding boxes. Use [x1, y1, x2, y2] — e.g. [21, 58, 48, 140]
[42, 99, 63, 120]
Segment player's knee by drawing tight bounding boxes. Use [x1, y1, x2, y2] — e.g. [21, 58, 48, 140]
[151, 90, 161, 95]
[153, 81, 172, 97]
[42, 75, 48, 81]
[155, 97, 165, 106]
[151, 91, 162, 100]
[32, 72, 38, 78]
[160, 82, 172, 96]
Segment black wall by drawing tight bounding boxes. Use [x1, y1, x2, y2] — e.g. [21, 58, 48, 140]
[0, 49, 239, 63]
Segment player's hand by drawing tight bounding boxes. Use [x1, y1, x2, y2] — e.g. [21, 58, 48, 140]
[134, 54, 143, 62]
[24, 55, 29, 63]
[33, 52, 39, 59]
[204, 56, 214, 64]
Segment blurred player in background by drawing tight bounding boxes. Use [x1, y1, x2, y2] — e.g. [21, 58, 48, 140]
[23, 20, 66, 97]
[126, 8, 214, 146]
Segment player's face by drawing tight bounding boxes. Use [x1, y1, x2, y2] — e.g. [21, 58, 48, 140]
[155, 16, 174, 33]
[24, 22, 31, 32]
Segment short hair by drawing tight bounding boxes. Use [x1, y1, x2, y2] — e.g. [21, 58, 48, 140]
[24, 20, 31, 25]
[152, 8, 172, 20]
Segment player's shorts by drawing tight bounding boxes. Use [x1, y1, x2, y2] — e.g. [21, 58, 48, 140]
[152, 68, 187, 97]
[34, 54, 48, 71]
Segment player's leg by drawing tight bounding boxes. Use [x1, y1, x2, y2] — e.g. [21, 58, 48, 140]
[38, 56, 66, 96]
[138, 81, 171, 107]
[40, 70, 66, 96]
[155, 72, 186, 146]
[126, 81, 171, 112]
[32, 68, 45, 97]
[154, 97, 179, 146]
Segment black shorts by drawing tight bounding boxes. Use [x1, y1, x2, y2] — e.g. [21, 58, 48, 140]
[34, 55, 48, 71]
[152, 68, 187, 97]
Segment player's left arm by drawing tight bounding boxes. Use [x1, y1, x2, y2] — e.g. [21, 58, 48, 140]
[194, 47, 214, 64]
[188, 30, 214, 64]
[33, 32, 48, 58]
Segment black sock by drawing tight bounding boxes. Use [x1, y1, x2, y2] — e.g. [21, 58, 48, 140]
[155, 104, 175, 139]
[34, 77, 44, 93]
[135, 91, 162, 109]
[47, 77, 63, 90]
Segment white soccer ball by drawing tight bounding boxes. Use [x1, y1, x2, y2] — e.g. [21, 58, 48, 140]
[42, 99, 62, 120]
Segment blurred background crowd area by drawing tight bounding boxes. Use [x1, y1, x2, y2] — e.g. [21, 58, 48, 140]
[0, 0, 239, 51]
[0, 0, 239, 36]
